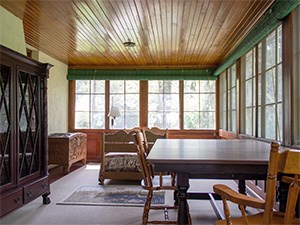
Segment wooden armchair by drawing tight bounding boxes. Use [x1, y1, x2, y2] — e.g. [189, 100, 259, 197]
[133, 131, 188, 225]
[213, 142, 300, 225]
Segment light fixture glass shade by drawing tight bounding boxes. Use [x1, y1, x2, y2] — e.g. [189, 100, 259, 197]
[108, 106, 121, 117]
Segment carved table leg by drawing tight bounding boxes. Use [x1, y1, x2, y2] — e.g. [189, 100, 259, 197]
[177, 173, 190, 225]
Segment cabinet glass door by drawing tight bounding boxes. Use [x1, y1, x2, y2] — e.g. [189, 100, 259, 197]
[0, 64, 12, 186]
[18, 71, 40, 178]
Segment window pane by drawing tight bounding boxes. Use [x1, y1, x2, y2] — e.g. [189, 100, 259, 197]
[200, 112, 215, 129]
[91, 95, 105, 111]
[266, 31, 276, 69]
[277, 26, 282, 63]
[164, 94, 179, 111]
[76, 80, 89, 93]
[200, 80, 215, 92]
[258, 75, 262, 105]
[245, 80, 253, 107]
[125, 94, 139, 111]
[277, 103, 282, 141]
[277, 64, 282, 102]
[76, 95, 89, 111]
[75, 112, 89, 128]
[149, 81, 163, 93]
[110, 81, 124, 93]
[110, 81, 139, 129]
[148, 94, 163, 111]
[165, 112, 180, 129]
[258, 106, 261, 137]
[184, 80, 216, 130]
[200, 94, 215, 111]
[184, 112, 200, 129]
[184, 81, 199, 93]
[246, 51, 253, 80]
[265, 105, 275, 140]
[75, 80, 106, 129]
[265, 69, 276, 104]
[258, 43, 262, 74]
[91, 80, 105, 93]
[125, 111, 139, 128]
[184, 94, 199, 111]
[164, 81, 179, 93]
[148, 81, 179, 129]
[91, 112, 105, 128]
[231, 110, 236, 133]
[149, 112, 163, 128]
[245, 108, 253, 135]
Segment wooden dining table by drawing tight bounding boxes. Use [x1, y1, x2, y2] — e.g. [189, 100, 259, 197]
[147, 139, 272, 224]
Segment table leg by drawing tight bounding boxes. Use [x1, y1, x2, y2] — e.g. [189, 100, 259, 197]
[177, 173, 190, 225]
[238, 180, 246, 195]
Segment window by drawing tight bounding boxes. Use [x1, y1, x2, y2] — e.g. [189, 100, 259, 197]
[219, 72, 227, 130]
[258, 26, 282, 141]
[75, 80, 105, 129]
[239, 25, 283, 141]
[73, 79, 216, 130]
[109, 80, 139, 129]
[227, 64, 237, 133]
[244, 50, 256, 136]
[292, 6, 300, 146]
[148, 81, 179, 129]
[183, 80, 216, 129]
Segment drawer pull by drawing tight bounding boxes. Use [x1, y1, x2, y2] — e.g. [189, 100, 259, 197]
[26, 191, 33, 198]
[13, 197, 21, 204]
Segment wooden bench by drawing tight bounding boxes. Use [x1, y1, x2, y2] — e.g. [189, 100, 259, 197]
[98, 128, 168, 185]
[98, 129, 142, 184]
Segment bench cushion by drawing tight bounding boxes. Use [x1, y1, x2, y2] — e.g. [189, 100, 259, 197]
[104, 152, 142, 172]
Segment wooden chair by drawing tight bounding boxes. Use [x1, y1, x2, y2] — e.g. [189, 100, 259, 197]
[141, 127, 168, 155]
[213, 142, 300, 225]
[133, 131, 189, 225]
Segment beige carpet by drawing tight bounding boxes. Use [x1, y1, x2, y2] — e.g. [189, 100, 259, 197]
[0, 163, 260, 225]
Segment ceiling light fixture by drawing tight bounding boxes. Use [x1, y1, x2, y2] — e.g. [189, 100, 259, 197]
[123, 39, 135, 47]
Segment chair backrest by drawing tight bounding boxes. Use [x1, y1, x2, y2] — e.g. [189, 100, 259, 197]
[263, 142, 300, 224]
[132, 131, 153, 187]
[142, 127, 168, 154]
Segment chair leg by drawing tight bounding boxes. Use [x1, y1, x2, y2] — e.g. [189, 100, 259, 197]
[143, 190, 153, 225]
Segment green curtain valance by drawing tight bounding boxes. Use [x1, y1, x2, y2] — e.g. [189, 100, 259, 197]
[67, 69, 217, 80]
[213, 0, 300, 76]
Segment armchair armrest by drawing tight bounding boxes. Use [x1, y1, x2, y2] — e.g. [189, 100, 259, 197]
[213, 184, 265, 209]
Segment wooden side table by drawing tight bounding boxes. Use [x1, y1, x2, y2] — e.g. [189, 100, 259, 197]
[48, 132, 87, 173]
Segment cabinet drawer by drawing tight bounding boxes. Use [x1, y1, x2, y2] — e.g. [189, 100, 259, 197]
[23, 177, 49, 204]
[0, 188, 23, 217]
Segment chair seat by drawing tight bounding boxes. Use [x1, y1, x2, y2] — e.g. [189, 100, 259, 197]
[141, 175, 177, 191]
[215, 210, 300, 225]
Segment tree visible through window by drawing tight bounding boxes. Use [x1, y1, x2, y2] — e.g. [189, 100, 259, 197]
[148, 81, 179, 129]
[75, 80, 105, 129]
[184, 80, 216, 129]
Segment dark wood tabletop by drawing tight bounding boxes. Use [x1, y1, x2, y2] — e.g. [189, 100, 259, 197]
[147, 139, 273, 224]
[147, 139, 271, 165]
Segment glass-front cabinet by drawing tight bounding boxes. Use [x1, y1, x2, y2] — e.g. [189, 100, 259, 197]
[0, 45, 52, 217]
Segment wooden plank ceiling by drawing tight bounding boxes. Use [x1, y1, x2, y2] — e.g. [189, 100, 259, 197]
[1, 0, 275, 69]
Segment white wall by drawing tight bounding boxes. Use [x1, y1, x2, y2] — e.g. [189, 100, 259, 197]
[0, 6, 69, 134]
[0, 7, 26, 55]
[38, 52, 69, 134]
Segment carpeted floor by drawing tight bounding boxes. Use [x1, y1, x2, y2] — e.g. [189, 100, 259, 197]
[0, 163, 260, 225]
